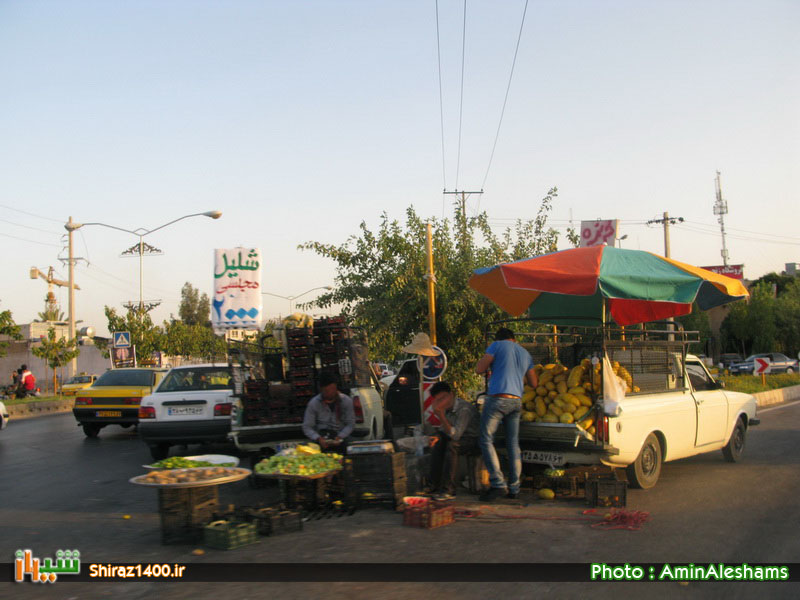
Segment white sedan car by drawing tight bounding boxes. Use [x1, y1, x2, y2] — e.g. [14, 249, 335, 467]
[138, 364, 235, 461]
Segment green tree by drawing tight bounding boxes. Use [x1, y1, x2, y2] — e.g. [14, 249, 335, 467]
[720, 283, 778, 356]
[96, 307, 165, 363]
[179, 282, 211, 326]
[299, 188, 576, 394]
[36, 295, 66, 322]
[774, 278, 800, 357]
[31, 327, 81, 393]
[162, 319, 227, 361]
[749, 272, 794, 297]
[676, 303, 713, 355]
[0, 308, 21, 357]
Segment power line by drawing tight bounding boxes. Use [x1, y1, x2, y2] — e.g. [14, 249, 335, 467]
[435, 0, 447, 202]
[0, 231, 62, 247]
[454, 0, 467, 190]
[0, 203, 64, 224]
[481, 0, 530, 192]
[682, 219, 800, 242]
[0, 218, 61, 236]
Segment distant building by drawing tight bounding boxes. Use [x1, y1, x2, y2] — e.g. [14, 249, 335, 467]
[785, 263, 799, 277]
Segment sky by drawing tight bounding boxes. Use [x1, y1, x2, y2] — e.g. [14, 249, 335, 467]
[1, 0, 798, 336]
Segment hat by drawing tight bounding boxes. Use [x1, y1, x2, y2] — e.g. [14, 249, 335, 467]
[402, 332, 439, 356]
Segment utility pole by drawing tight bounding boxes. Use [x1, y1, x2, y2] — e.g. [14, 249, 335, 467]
[714, 171, 730, 266]
[443, 189, 484, 221]
[646, 212, 684, 258]
[65, 217, 79, 376]
[646, 212, 684, 341]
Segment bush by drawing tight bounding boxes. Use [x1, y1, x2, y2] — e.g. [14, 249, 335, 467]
[720, 373, 800, 394]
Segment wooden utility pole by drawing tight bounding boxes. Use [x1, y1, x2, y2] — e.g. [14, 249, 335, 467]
[425, 223, 437, 345]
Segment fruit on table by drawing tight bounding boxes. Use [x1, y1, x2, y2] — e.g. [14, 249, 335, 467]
[149, 457, 236, 469]
[255, 453, 343, 476]
[139, 467, 240, 485]
[538, 488, 555, 499]
[543, 468, 565, 477]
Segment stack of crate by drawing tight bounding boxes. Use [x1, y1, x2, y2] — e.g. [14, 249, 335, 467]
[313, 317, 355, 390]
[286, 327, 317, 422]
[241, 380, 271, 426]
[158, 487, 219, 545]
[343, 452, 407, 508]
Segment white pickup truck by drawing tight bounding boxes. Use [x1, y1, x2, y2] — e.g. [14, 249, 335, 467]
[499, 322, 760, 489]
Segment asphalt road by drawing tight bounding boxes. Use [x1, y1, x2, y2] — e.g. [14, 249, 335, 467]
[2, 403, 799, 600]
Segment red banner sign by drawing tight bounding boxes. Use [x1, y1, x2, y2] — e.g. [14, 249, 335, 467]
[700, 264, 744, 280]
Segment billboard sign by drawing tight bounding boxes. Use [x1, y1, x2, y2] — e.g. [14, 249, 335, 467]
[212, 248, 264, 333]
[580, 220, 619, 247]
[700, 264, 744, 280]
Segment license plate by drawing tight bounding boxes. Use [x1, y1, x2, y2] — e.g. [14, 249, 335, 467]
[96, 410, 122, 418]
[521, 450, 566, 466]
[167, 406, 204, 416]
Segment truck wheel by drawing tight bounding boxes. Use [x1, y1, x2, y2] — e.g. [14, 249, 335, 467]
[149, 443, 170, 461]
[82, 423, 101, 438]
[626, 433, 662, 489]
[722, 417, 746, 463]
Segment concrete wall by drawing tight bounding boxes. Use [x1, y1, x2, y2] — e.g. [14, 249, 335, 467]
[0, 341, 111, 393]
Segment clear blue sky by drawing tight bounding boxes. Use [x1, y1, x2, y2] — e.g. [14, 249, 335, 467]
[1, 0, 797, 335]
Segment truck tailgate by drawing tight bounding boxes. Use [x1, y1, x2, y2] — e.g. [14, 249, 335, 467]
[518, 422, 618, 455]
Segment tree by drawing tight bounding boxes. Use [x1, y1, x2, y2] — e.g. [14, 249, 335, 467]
[0, 308, 21, 357]
[31, 327, 80, 394]
[299, 188, 577, 394]
[162, 319, 226, 361]
[179, 282, 211, 326]
[720, 283, 779, 356]
[676, 303, 713, 355]
[774, 278, 800, 358]
[96, 306, 165, 363]
[36, 295, 66, 322]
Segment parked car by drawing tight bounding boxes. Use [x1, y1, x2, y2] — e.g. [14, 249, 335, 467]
[138, 364, 236, 461]
[0, 399, 8, 430]
[72, 368, 169, 438]
[60, 373, 97, 396]
[729, 352, 798, 374]
[375, 362, 395, 378]
[719, 353, 743, 370]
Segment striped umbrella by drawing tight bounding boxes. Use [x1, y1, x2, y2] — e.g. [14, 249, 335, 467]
[469, 245, 749, 326]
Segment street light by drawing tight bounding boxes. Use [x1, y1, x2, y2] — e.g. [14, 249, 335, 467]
[64, 210, 222, 375]
[262, 286, 332, 314]
[617, 234, 628, 248]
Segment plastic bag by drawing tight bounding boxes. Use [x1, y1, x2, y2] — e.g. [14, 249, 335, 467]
[602, 355, 626, 416]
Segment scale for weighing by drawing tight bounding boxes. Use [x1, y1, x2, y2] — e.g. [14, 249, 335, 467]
[346, 440, 394, 455]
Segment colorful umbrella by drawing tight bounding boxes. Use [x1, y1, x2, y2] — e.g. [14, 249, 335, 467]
[469, 245, 749, 326]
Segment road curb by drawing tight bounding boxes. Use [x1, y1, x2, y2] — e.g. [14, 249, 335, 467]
[753, 384, 800, 408]
[6, 399, 74, 420]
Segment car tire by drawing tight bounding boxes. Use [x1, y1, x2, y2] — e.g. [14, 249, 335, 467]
[82, 423, 101, 438]
[722, 417, 746, 463]
[626, 433, 662, 490]
[149, 443, 170, 461]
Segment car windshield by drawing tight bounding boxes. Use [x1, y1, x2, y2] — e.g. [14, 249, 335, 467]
[65, 376, 92, 384]
[94, 370, 154, 387]
[157, 367, 231, 392]
[744, 354, 768, 362]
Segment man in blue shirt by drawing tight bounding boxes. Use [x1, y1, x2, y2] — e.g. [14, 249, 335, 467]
[475, 327, 538, 501]
[302, 371, 355, 452]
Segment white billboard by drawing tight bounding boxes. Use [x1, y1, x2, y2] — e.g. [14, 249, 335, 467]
[212, 247, 264, 332]
[580, 219, 619, 247]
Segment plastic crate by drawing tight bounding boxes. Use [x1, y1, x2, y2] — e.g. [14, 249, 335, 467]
[158, 487, 219, 545]
[203, 520, 259, 550]
[403, 500, 455, 529]
[585, 477, 627, 507]
[344, 453, 406, 482]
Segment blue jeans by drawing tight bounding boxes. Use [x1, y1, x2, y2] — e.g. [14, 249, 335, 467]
[479, 396, 522, 494]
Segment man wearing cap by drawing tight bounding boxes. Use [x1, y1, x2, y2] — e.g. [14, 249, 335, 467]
[475, 327, 537, 501]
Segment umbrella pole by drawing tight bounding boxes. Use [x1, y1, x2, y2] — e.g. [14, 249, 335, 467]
[426, 223, 437, 345]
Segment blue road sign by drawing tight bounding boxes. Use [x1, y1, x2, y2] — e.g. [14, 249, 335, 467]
[113, 331, 131, 348]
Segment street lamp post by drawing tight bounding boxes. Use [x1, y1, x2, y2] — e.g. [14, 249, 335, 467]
[64, 210, 222, 376]
[262, 286, 332, 315]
